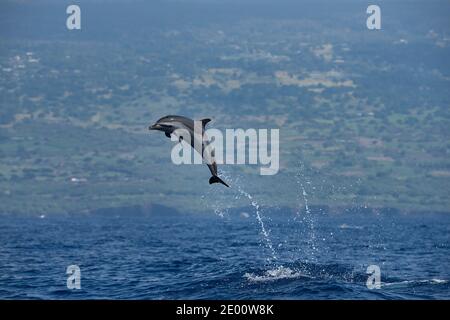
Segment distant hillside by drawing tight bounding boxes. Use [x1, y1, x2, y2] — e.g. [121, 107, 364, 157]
[0, 1, 449, 214]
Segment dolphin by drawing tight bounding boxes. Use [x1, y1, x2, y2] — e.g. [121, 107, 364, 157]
[149, 115, 230, 187]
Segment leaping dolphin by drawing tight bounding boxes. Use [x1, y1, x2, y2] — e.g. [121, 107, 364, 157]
[149, 115, 230, 187]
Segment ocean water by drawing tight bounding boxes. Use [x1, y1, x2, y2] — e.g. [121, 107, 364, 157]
[0, 209, 448, 300]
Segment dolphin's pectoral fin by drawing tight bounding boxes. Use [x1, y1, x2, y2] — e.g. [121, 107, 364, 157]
[209, 176, 230, 188]
[201, 118, 211, 128]
[165, 132, 171, 138]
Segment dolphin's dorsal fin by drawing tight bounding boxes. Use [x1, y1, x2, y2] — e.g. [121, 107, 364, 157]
[201, 118, 211, 128]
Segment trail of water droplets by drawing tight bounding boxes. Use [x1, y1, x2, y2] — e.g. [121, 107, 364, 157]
[235, 185, 278, 262]
[205, 170, 278, 262]
[295, 163, 318, 263]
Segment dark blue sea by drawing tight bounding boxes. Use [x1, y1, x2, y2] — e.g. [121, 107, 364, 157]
[0, 210, 448, 300]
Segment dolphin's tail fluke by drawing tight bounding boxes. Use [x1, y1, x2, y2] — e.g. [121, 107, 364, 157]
[209, 176, 230, 188]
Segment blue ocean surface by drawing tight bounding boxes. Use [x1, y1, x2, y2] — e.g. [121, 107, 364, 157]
[0, 210, 448, 300]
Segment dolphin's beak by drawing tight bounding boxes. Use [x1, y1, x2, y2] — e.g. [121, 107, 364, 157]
[149, 123, 159, 130]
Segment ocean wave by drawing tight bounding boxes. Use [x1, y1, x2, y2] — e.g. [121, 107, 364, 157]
[244, 266, 313, 283]
[338, 224, 364, 230]
[382, 279, 448, 288]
